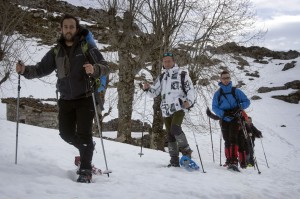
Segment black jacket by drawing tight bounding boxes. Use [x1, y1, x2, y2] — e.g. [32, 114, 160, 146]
[246, 124, 262, 141]
[23, 35, 108, 100]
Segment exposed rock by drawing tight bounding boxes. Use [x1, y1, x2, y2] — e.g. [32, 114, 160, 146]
[198, 78, 210, 86]
[254, 59, 268, 64]
[272, 90, 300, 104]
[233, 56, 249, 69]
[236, 81, 245, 88]
[285, 80, 300, 89]
[257, 86, 287, 93]
[210, 75, 220, 81]
[214, 42, 300, 60]
[251, 95, 262, 100]
[246, 71, 260, 78]
[282, 61, 297, 71]
[258, 80, 300, 93]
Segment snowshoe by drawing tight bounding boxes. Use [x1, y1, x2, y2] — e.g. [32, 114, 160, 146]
[74, 156, 102, 175]
[167, 163, 180, 168]
[227, 164, 240, 172]
[77, 169, 92, 183]
[179, 155, 199, 170]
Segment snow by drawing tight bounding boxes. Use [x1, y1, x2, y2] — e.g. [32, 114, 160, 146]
[1, 55, 300, 199]
[0, 1, 300, 196]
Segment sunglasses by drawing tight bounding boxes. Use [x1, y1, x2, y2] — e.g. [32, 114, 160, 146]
[163, 52, 173, 57]
[221, 77, 231, 80]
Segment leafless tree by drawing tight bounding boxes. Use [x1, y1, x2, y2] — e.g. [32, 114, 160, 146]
[0, 0, 30, 87]
[92, 0, 161, 144]
[138, 0, 196, 150]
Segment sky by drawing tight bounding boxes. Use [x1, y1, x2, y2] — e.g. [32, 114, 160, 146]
[64, 0, 300, 52]
[251, 0, 300, 51]
[0, 52, 300, 199]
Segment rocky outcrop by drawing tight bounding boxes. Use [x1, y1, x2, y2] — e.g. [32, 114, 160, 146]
[257, 80, 300, 93]
[282, 61, 297, 71]
[257, 80, 300, 104]
[215, 42, 300, 60]
[272, 90, 300, 104]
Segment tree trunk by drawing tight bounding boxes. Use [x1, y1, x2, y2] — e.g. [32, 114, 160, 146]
[150, 97, 166, 151]
[116, 50, 135, 144]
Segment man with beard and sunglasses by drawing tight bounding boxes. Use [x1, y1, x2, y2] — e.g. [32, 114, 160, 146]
[16, 14, 109, 183]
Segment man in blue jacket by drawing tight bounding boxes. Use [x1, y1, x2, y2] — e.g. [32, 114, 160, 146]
[212, 70, 250, 169]
[16, 14, 109, 183]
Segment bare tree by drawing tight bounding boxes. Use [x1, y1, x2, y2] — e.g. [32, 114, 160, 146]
[93, 0, 161, 143]
[137, 0, 195, 150]
[0, 0, 29, 87]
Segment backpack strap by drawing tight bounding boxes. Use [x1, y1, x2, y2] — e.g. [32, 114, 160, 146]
[218, 86, 237, 106]
[159, 72, 165, 83]
[159, 71, 188, 95]
[180, 71, 187, 95]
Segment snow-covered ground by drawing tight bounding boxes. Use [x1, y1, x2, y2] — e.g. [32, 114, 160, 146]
[0, 53, 300, 198]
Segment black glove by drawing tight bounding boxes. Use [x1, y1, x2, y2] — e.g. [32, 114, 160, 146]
[206, 108, 220, 120]
[224, 107, 241, 118]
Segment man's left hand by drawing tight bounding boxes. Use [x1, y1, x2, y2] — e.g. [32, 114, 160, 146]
[83, 63, 94, 75]
[183, 101, 190, 109]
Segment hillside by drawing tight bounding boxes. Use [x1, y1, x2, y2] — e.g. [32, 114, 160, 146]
[0, 1, 300, 198]
[1, 51, 300, 199]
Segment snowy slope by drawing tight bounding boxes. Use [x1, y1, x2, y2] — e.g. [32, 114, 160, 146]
[0, 55, 300, 198]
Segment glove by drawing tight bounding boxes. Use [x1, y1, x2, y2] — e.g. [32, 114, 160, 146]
[206, 108, 220, 120]
[223, 110, 235, 117]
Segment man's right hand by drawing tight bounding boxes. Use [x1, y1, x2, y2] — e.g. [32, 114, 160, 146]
[143, 82, 150, 91]
[16, 61, 25, 74]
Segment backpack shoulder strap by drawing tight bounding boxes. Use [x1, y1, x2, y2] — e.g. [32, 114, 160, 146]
[180, 71, 187, 95]
[159, 72, 165, 83]
[231, 86, 237, 101]
[52, 45, 60, 57]
[218, 86, 238, 105]
[218, 87, 224, 105]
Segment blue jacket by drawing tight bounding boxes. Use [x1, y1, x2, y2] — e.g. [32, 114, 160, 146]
[212, 81, 250, 122]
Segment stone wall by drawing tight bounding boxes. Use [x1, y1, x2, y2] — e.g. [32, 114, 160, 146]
[2, 97, 150, 132]
[6, 103, 58, 129]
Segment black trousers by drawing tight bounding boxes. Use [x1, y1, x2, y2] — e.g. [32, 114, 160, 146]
[58, 96, 95, 170]
[220, 118, 240, 148]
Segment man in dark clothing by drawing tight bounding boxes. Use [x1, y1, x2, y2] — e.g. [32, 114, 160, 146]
[16, 14, 109, 183]
[245, 116, 263, 166]
[212, 70, 250, 169]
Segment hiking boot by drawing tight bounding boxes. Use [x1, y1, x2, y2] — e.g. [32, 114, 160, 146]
[240, 162, 247, 169]
[74, 156, 81, 167]
[168, 156, 180, 167]
[223, 159, 230, 167]
[229, 158, 239, 167]
[181, 146, 193, 159]
[77, 169, 92, 183]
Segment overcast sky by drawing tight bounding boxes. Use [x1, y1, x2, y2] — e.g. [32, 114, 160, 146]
[252, 0, 300, 51]
[66, 0, 300, 52]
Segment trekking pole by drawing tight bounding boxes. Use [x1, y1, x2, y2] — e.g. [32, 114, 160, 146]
[238, 113, 261, 174]
[191, 130, 206, 173]
[220, 131, 222, 166]
[15, 73, 21, 164]
[89, 77, 112, 177]
[138, 89, 147, 157]
[208, 117, 215, 162]
[260, 138, 269, 168]
[186, 112, 206, 173]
